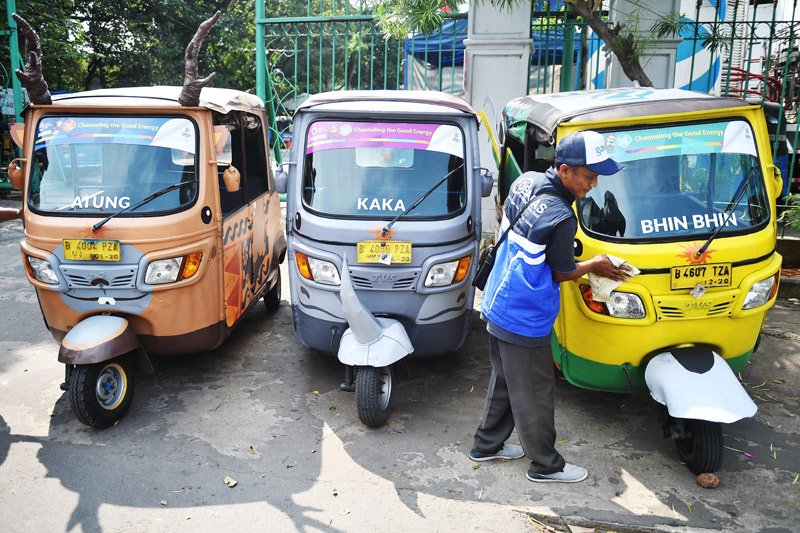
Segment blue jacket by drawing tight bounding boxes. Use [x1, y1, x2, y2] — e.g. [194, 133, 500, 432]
[481, 169, 576, 338]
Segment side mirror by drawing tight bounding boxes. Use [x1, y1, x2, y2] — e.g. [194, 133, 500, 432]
[223, 165, 241, 193]
[9, 123, 24, 148]
[480, 168, 494, 198]
[7, 159, 25, 190]
[274, 167, 288, 194]
[772, 164, 783, 199]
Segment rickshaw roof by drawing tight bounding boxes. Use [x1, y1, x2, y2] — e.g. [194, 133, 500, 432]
[50, 86, 266, 115]
[295, 90, 477, 117]
[503, 88, 752, 142]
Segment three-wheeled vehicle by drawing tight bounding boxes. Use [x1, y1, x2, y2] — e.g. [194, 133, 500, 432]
[491, 87, 782, 473]
[7, 13, 286, 427]
[276, 90, 492, 427]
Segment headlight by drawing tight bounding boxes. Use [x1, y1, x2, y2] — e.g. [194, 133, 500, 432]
[425, 256, 471, 287]
[145, 252, 203, 285]
[742, 273, 779, 310]
[295, 252, 340, 285]
[580, 285, 645, 319]
[27, 256, 59, 284]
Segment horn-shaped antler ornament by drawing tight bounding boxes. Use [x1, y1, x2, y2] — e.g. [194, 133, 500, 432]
[178, 11, 222, 107]
[12, 13, 52, 105]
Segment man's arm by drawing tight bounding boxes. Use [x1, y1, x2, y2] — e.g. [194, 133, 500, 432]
[546, 218, 630, 283]
[552, 255, 630, 283]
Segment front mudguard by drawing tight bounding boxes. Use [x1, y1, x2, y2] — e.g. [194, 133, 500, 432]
[644, 346, 757, 423]
[58, 315, 153, 373]
[337, 317, 413, 367]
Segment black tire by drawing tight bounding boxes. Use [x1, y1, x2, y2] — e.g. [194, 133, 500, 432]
[263, 270, 281, 313]
[68, 356, 135, 428]
[673, 418, 723, 474]
[355, 366, 393, 428]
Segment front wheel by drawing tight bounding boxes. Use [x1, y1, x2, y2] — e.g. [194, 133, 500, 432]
[68, 356, 135, 428]
[673, 418, 723, 474]
[355, 366, 393, 428]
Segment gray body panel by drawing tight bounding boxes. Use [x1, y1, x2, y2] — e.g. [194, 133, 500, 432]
[284, 93, 482, 357]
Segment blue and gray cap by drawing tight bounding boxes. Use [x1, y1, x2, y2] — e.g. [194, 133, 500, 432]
[556, 131, 624, 175]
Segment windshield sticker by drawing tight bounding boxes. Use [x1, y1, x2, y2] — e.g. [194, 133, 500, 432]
[305, 121, 463, 157]
[357, 197, 407, 212]
[603, 121, 755, 163]
[67, 191, 131, 211]
[35, 117, 196, 153]
[640, 212, 738, 235]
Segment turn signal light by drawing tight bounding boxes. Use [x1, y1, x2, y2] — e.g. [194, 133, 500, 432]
[179, 252, 203, 280]
[295, 251, 313, 280]
[453, 256, 472, 283]
[580, 285, 608, 315]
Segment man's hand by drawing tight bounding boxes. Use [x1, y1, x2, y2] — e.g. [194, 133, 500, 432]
[588, 254, 632, 282]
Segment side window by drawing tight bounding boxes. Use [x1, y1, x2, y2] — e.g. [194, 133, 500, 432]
[243, 114, 269, 202]
[524, 126, 554, 173]
[218, 123, 246, 216]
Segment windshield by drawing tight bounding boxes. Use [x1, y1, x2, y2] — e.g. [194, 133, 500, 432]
[578, 120, 770, 241]
[302, 120, 466, 218]
[29, 116, 198, 215]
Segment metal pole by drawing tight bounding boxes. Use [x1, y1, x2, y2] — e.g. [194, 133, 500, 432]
[256, 0, 266, 101]
[7, 0, 22, 121]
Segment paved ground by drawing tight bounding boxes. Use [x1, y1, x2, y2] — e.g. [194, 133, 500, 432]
[0, 197, 798, 532]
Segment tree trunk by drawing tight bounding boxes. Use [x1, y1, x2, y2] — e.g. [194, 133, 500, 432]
[566, 0, 654, 87]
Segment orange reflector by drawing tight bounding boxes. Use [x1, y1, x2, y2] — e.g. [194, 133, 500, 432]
[454, 255, 472, 283]
[179, 252, 203, 280]
[579, 284, 608, 315]
[295, 251, 313, 280]
[767, 272, 780, 302]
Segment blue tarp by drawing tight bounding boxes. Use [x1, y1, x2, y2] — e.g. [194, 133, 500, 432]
[404, 19, 467, 68]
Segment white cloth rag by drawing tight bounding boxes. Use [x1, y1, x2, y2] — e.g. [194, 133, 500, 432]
[587, 254, 640, 303]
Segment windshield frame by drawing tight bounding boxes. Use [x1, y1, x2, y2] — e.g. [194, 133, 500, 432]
[572, 116, 772, 245]
[299, 117, 469, 221]
[27, 112, 201, 218]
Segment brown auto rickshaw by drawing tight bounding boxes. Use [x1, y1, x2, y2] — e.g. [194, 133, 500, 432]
[7, 13, 286, 427]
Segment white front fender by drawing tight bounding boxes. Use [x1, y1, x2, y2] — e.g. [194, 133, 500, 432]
[644, 347, 757, 423]
[336, 258, 413, 367]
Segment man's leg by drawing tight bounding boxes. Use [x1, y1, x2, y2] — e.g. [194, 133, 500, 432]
[472, 335, 515, 453]
[497, 339, 565, 474]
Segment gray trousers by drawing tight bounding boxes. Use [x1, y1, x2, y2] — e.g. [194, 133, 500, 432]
[473, 335, 566, 474]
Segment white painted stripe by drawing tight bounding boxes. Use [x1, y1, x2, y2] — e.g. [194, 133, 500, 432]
[498, 214, 547, 256]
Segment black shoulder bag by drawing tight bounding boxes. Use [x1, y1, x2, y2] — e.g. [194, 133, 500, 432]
[472, 194, 542, 290]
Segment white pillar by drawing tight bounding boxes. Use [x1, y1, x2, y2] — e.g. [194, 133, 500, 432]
[464, 0, 532, 237]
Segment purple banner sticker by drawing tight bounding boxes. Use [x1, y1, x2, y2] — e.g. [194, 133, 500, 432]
[305, 121, 460, 155]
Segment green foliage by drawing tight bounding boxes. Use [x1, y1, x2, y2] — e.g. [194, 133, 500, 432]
[376, 0, 461, 40]
[781, 194, 800, 232]
[0, 0, 258, 94]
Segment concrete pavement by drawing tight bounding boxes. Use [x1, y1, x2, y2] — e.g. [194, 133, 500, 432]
[0, 198, 798, 532]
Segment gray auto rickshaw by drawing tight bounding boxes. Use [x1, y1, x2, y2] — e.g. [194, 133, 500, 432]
[276, 90, 492, 427]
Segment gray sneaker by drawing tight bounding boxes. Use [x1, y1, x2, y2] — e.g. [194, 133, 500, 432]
[469, 443, 525, 462]
[526, 463, 588, 483]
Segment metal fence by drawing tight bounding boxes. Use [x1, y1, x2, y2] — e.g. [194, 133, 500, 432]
[256, 0, 800, 194]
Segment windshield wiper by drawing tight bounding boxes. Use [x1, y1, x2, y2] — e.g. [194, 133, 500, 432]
[91, 181, 193, 232]
[694, 166, 755, 259]
[381, 164, 464, 236]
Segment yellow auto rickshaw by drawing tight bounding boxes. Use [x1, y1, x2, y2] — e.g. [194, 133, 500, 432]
[7, 13, 286, 428]
[488, 87, 782, 473]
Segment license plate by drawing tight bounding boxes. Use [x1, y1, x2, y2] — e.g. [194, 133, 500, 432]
[356, 240, 412, 264]
[670, 263, 731, 290]
[62, 239, 121, 262]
